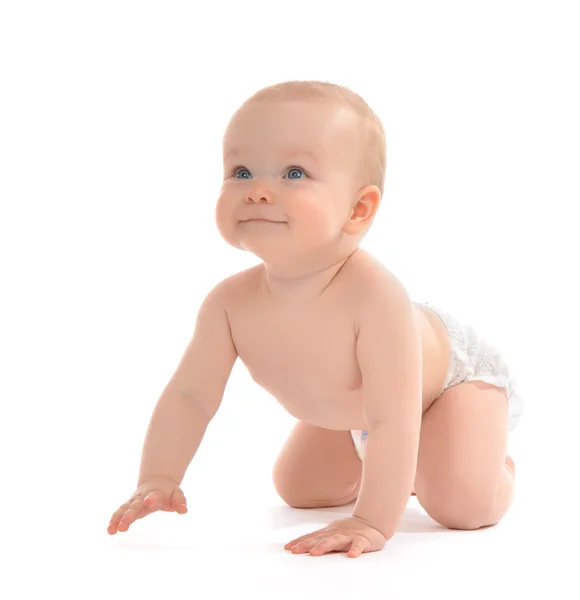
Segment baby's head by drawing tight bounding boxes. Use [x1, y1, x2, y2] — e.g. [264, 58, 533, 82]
[216, 80, 386, 267]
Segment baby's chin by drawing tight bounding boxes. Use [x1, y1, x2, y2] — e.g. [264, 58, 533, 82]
[237, 232, 306, 261]
[231, 221, 338, 257]
[238, 237, 289, 256]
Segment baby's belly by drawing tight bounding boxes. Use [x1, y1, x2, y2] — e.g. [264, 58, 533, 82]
[274, 386, 368, 430]
[248, 362, 366, 430]
[252, 307, 449, 431]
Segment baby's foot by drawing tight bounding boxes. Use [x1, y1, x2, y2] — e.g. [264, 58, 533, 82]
[504, 455, 515, 479]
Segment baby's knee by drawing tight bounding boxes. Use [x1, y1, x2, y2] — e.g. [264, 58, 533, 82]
[416, 480, 498, 530]
[276, 485, 359, 509]
[272, 464, 359, 509]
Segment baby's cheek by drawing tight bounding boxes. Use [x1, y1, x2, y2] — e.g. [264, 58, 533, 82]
[302, 214, 340, 245]
[313, 203, 342, 232]
[294, 198, 330, 225]
[215, 199, 237, 245]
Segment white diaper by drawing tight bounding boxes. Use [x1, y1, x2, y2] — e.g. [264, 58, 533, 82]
[417, 301, 524, 431]
[350, 301, 525, 460]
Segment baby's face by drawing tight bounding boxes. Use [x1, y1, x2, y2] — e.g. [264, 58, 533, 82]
[216, 100, 363, 264]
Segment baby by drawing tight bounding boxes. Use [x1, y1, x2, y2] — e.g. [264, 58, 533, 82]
[107, 80, 524, 558]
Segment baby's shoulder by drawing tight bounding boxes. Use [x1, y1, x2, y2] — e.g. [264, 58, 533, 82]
[341, 250, 410, 317]
[343, 249, 401, 293]
[210, 264, 261, 305]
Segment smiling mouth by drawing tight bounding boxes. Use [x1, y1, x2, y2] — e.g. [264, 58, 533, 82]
[241, 219, 286, 223]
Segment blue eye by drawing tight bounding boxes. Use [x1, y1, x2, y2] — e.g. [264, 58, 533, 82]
[232, 166, 307, 179]
[285, 167, 306, 179]
[233, 167, 252, 179]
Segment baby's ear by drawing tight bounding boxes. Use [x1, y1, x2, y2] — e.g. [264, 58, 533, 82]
[343, 185, 381, 234]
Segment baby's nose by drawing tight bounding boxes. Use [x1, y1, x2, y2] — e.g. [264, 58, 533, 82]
[246, 184, 274, 204]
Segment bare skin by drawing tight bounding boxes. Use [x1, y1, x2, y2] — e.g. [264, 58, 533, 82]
[225, 250, 450, 429]
[108, 92, 515, 557]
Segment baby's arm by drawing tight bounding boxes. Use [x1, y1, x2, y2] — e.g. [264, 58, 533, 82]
[137, 279, 238, 487]
[351, 273, 422, 539]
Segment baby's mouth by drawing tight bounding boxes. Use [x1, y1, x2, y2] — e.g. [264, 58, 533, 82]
[241, 218, 286, 223]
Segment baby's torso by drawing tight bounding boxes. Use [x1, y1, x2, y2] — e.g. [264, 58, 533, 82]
[224, 253, 450, 430]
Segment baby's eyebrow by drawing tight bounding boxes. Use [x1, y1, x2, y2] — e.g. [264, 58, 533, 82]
[285, 150, 320, 164]
[224, 148, 320, 164]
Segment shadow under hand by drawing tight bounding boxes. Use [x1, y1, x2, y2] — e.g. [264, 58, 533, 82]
[268, 500, 448, 534]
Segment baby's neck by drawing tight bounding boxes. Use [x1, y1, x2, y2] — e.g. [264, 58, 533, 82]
[261, 249, 359, 301]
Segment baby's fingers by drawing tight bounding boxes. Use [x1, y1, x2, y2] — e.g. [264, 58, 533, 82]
[117, 499, 148, 531]
[108, 502, 131, 535]
[170, 488, 188, 514]
[284, 527, 326, 550]
[111, 499, 149, 533]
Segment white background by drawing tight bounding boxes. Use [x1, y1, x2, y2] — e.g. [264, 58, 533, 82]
[1, 1, 578, 598]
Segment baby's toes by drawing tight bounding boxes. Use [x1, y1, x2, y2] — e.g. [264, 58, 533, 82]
[504, 455, 515, 479]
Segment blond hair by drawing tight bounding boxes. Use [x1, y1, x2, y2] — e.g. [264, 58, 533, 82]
[240, 80, 387, 195]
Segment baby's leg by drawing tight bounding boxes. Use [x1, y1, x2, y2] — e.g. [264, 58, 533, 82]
[414, 381, 514, 529]
[272, 421, 362, 508]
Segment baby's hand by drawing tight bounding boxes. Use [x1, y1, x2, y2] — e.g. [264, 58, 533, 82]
[284, 516, 387, 558]
[107, 477, 188, 535]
